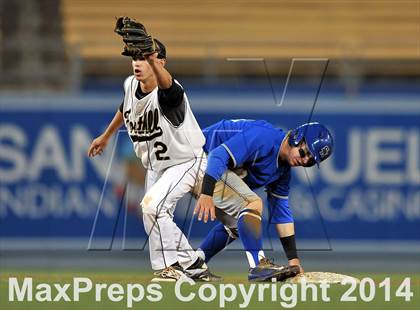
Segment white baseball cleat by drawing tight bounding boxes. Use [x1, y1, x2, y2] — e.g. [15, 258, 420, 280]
[151, 266, 186, 282]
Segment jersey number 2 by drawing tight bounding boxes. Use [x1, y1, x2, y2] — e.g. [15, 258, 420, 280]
[154, 142, 170, 161]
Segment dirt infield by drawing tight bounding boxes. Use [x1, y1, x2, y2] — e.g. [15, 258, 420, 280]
[286, 272, 360, 284]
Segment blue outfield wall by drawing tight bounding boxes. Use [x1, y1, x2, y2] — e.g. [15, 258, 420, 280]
[0, 96, 419, 245]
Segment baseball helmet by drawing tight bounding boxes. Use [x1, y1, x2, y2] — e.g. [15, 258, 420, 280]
[288, 122, 333, 167]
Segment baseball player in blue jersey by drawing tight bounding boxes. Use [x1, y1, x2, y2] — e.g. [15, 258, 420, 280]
[193, 119, 333, 281]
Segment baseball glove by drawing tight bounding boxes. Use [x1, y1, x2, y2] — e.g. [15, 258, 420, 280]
[114, 16, 157, 57]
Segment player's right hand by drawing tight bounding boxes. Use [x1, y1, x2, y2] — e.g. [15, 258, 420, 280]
[194, 194, 216, 223]
[87, 134, 108, 157]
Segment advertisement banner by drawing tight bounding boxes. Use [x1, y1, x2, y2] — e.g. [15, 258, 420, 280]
[1, 103, 419, 241]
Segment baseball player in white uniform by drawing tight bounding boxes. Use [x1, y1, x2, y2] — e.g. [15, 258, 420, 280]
[88, 18, 217, 282]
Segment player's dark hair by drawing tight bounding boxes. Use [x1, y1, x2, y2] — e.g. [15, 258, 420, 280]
[154, 38, 166, 59]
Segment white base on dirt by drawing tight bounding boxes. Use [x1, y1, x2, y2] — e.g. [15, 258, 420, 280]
[285, 272, 360, 284]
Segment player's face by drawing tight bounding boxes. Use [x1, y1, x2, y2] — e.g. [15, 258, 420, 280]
[288, 141, 314, 167]
[131, 58, 154, 82]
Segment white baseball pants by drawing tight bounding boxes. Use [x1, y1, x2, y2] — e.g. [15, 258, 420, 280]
[141, 156, 206, 270]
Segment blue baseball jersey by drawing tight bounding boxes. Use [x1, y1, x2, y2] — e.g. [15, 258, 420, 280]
[203, 119, 293, 223]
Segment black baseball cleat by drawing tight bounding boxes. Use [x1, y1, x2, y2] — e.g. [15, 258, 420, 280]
[189, 268, 222, 282]
[248, 257, 299, 282]
[184, 257, 222, 282]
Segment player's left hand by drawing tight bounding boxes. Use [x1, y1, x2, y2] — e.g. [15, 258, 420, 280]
[194, 194, 216, 223]
[289, 258, 304, 274]
[115, 16, 157, 57]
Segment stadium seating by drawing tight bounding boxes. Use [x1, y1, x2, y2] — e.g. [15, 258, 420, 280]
[61, 0, 419, 76]
[61, 1, 418, 59]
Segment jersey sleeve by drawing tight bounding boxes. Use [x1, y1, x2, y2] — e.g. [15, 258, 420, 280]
[206, 126, 268, 180]
[266, 172, 293, 224]
[157, 78, 184, 107]
[201, 126, 270, 195]
[157, 79, 185, 126]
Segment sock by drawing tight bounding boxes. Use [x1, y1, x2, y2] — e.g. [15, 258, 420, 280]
[198, 222, 235, 263]
[237, 209, 264, 268]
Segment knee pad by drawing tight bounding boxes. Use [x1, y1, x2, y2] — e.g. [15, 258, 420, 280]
[238, 208, 262, 220]
[245, 197, 263, 216]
